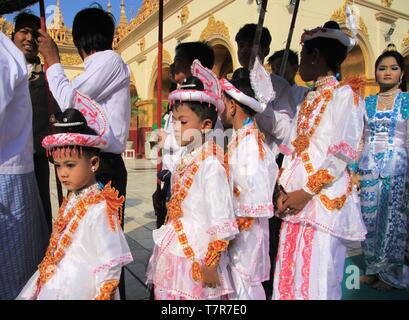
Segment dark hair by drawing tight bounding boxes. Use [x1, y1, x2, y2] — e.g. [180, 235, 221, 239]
[375, 50, 407, 91]
[235, 24, 272, 50]
[173, 76, 218, 129]
[175, 42, 215, 69]
[231, 67, 250, 81]
[303, 21, 348, 75]
[224, 77, 257, 117]
[14, 11, 40, 32]
[268, 49, 299, 66]
[72, 6, 115, 55]
[54, 109, 100, 158]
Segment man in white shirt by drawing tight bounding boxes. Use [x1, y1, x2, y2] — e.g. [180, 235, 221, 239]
[268, 49, 309, 110]
[36, 6, 130, 300]
[12, 12, 60, 233]
[0, 31, 49, 300]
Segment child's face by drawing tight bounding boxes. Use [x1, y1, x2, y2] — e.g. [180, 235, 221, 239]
[172, 103, 211, 147]
[53, 151, 99, 192]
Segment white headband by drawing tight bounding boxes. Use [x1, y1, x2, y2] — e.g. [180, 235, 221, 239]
[301, 27, 356, 52]
[168, 59, 224, 114]
[220, 78, 265, 113]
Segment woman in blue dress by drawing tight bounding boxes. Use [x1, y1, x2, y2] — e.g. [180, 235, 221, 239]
[356, 48, 408, 291]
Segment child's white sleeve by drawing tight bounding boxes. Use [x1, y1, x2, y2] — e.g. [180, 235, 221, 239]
[89, 202, 133, 300]
[200, 158, 239, 242]
[232, 135, 277, 218]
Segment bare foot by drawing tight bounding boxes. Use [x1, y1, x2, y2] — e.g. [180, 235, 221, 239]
[372, 280, 393, 291]
[360, 274, 378, 285]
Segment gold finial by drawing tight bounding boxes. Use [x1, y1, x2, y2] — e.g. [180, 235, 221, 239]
[384, 43, 397, 52]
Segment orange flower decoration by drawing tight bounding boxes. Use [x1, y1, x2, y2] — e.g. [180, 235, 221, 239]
[306, 169, 335, 194]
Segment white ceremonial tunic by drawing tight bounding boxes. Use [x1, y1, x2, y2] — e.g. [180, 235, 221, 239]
[46, 50, 131, 154]
[17, 186, 133, 300]
[0, 32, 34, 174]
[255, 74, 296, 157]
[147, 141, 239, 299]
[273, 82, 367, 300]
[227, 128, 278, 300]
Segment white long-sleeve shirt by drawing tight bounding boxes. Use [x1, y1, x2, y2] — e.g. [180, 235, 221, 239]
[255, 73, 296, 157]
[46, 50, 131, 154]
[0, 32, 34, 174]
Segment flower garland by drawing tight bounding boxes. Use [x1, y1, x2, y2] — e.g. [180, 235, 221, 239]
[35, 182, 124, 295]
[292, 88, 336, 155]
[301, 151, 352, 211]
[165, 140, 227, 282]
[293, 81, 352, 211]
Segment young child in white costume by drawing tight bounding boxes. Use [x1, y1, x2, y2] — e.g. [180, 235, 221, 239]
[17, 92, 133, 300]
[147, 60, 239, 300]
[273, 21, 367, 300]
[220, 62, 278, 300]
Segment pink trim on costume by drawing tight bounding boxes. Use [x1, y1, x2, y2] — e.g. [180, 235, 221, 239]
[300, 224, 315, 300]
[237, 203, 274, 217]
[327, 141, 358, 161]
[285, 214, 366, 241]
[92, 253, 133, 274]
[278, 222, 301, 300]
[279, 144, 293, 156]
[206, 219, 239, 237]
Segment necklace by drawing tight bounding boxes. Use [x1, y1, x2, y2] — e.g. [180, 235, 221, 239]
[377, 89, 399, 111]
[314, 75, 337, 91]
[35, 182, 124, 295]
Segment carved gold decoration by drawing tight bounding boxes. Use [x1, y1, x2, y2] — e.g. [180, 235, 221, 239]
[138, 37, 146, 52]
[113, 0, 171, 47]
[60, 53, 83, 66]
[402, 30, 409, 51]
[48, 27, 73, 45]
[0, 16, 13, 37]
[199, 15, 230, 42]
[330, 0, 368, 37]
[381, 0, 393, 7]
[178, 6, 190, 25]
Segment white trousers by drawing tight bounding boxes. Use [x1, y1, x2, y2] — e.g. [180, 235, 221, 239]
[228, 266, 266, 300]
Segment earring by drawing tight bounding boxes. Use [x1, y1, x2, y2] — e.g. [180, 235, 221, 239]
[91, 167, 96, 172]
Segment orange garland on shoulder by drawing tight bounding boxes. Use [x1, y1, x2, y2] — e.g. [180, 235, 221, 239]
[35, 182, 124, 295]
